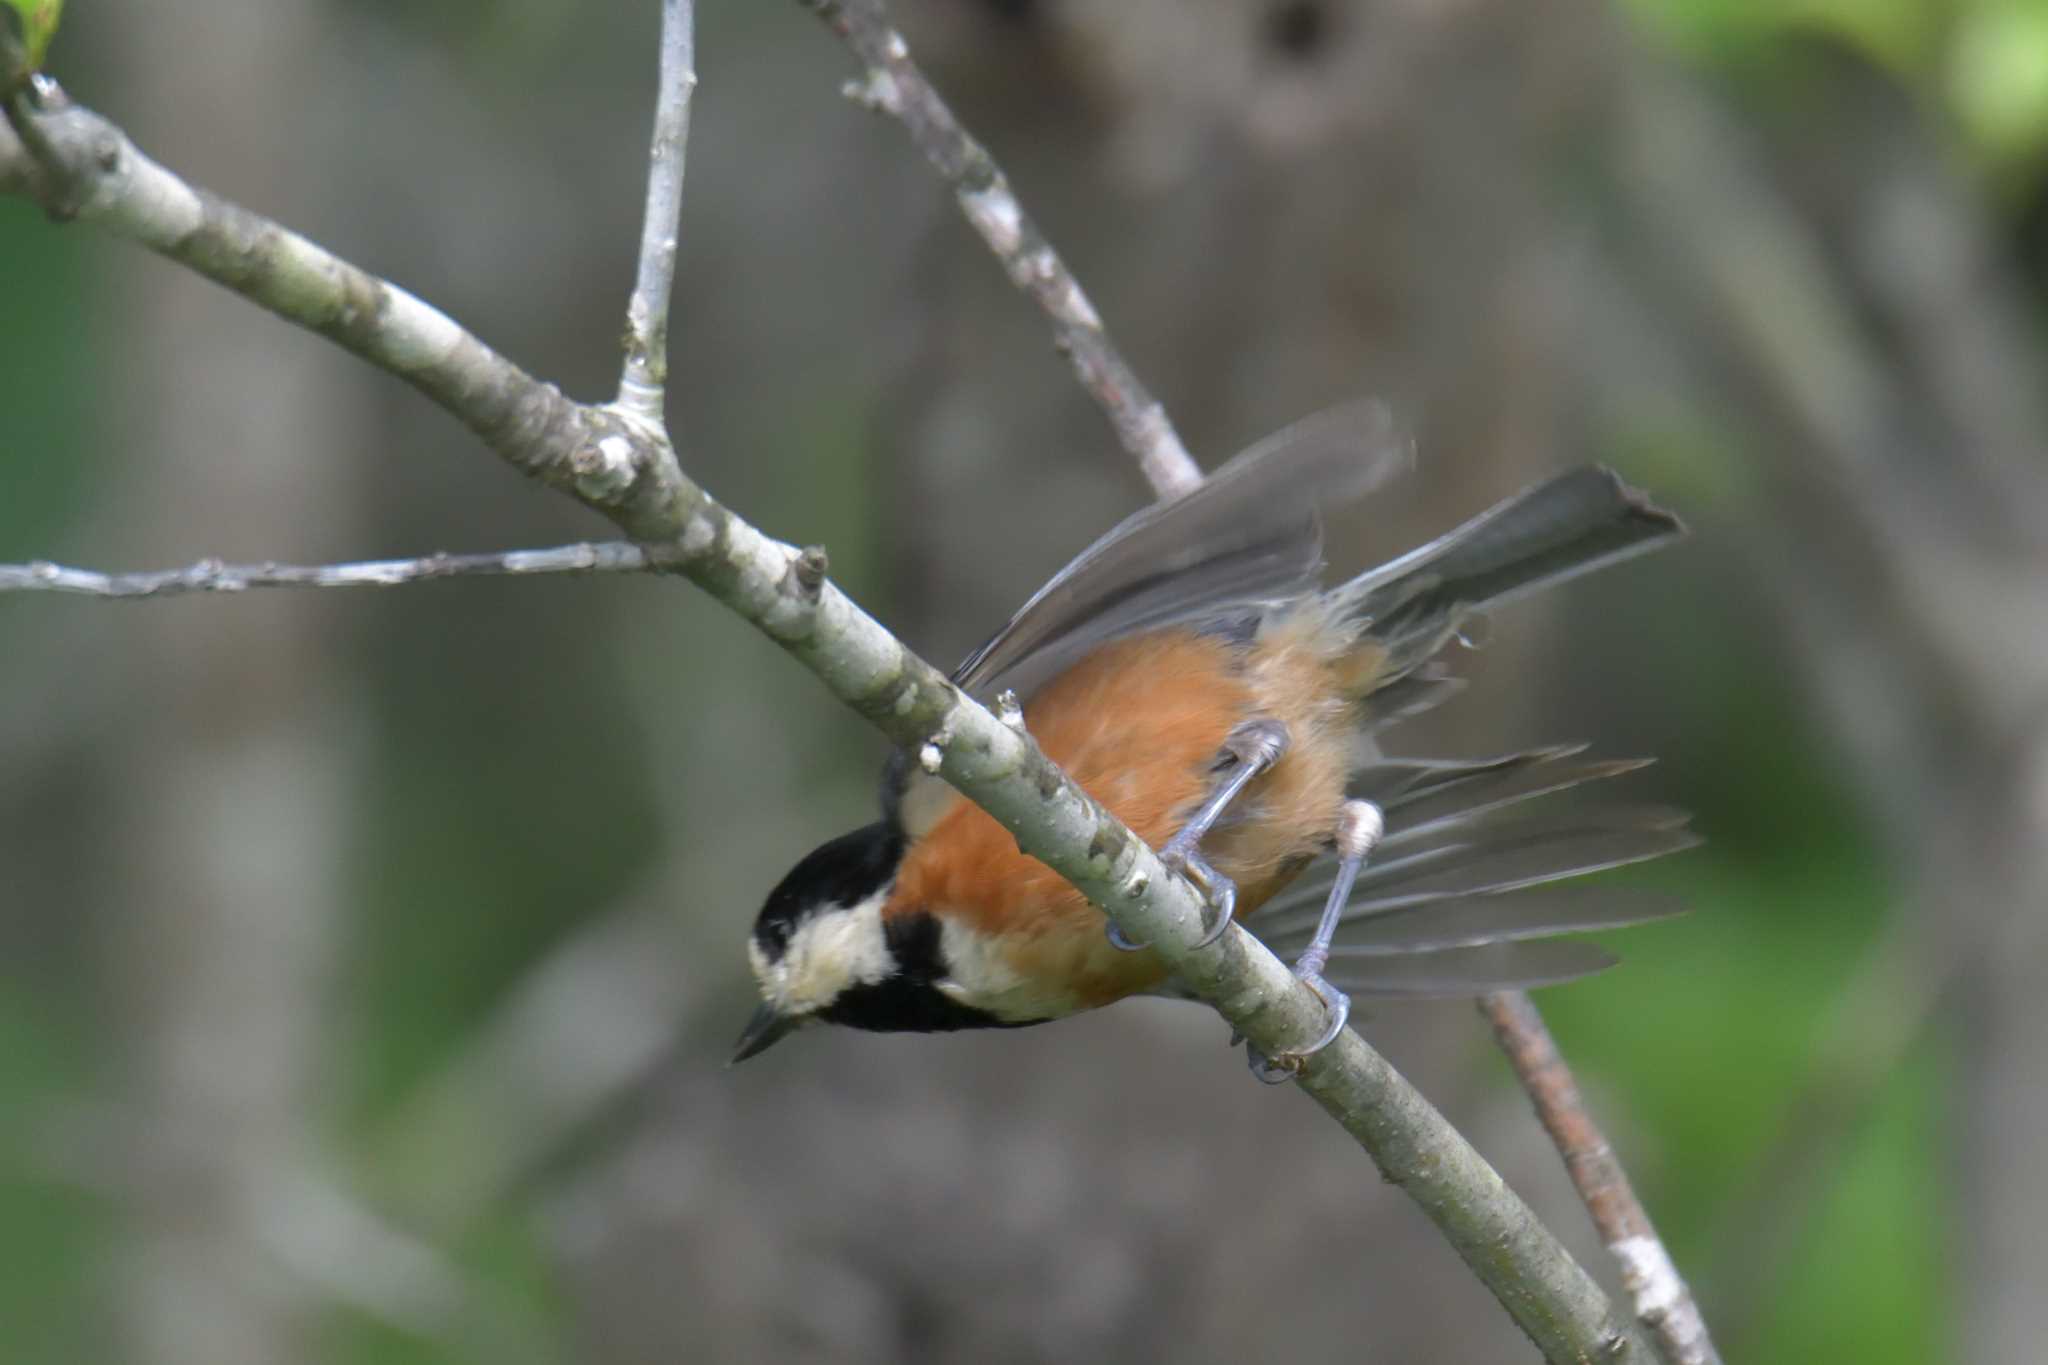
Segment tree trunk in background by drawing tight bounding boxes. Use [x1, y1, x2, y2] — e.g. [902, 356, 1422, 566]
[1953, 747, 2048, 1365]
[93, 3, 366, 1360]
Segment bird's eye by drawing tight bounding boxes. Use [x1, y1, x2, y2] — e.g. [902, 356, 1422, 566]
[757, 916, 793, 955]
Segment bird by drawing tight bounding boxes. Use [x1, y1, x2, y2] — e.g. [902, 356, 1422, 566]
[732, 401, 1694, 1076]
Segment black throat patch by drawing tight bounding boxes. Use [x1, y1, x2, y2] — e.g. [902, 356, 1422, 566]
[819, 909, 1036, 1035]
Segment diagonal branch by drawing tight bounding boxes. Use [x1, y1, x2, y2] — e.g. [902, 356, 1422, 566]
[0, 543, 652, 598]
[800, 0, 1202, 499]
[1483, 993, 1722, 1365]
[0, 54, 1659, 1365]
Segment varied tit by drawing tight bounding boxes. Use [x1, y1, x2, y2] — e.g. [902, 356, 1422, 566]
[734, 401, 1694, 1077]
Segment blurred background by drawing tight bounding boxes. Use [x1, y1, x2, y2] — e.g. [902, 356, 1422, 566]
[5, 0, 2045, 1360]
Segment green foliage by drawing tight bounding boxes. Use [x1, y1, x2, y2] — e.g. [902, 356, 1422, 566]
[1950, 3, 2048, 166]
[0, 991, 99, 1365]
[0, 0, 60, 91]
[1624, 0, 2048, 174]
[1757, 1052, 1942, 1365]
[0, 216, 94, 545]
[1538, 847, 1937, 1365]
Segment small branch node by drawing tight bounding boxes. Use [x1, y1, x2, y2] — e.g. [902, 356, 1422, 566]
[679, 514, 716, 557]
[961, 183, 1022, 256]
[916, 712, 957, 775]
[840, 71, 898, 113]
[1057, 276, 1102, 330]
[790, 544, 829, 599]
[994, 688, 1026, 730]
[572, 433, 640, 501]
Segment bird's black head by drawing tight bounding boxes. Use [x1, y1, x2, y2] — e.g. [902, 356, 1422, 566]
[732, 818, 1030, 1061]
[733, 821, 908, 1061]
[750, 821, 907, 963]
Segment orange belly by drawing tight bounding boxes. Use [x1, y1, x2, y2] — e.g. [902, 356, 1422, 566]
[884, 618, 1363, 1016]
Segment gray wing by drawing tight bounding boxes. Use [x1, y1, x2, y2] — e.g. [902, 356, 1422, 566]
[951, 399, 1414, 700]
[882, 400, 1412, 834]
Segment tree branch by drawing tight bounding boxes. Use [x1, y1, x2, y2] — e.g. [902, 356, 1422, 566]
[799, 0, 1203, 499]
[1483, 993, 1722, 1365]
[0, 544, 651, 598]
[0, 50, 1660, 1365]
[617, 0, 695, 421]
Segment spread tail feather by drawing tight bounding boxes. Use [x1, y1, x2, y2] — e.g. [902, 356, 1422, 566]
[1321, 939, 1622, 998]
[1248, 746, 1695, 995]
[1337, 466, 1685, 685]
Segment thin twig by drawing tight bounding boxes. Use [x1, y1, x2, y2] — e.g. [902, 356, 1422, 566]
[0, 78, 1659, 1365]
[799, 0, 1202, 499]
[0, 543, 652, 598]
[1483, 992, 1723, 1365]
[617, 0, 696, 421]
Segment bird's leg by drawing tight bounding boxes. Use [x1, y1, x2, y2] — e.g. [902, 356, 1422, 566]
[1107, 717, 1289, 952]
[1249, 799, 1384, 1083]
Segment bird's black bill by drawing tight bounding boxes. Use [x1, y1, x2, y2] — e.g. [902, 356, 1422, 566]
[729, 1002, 798, 1064]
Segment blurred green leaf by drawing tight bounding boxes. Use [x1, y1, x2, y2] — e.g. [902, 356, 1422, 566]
[0, 988, 102, 1365]
[1622, 0, 2048, 171]
[1951, 2, 2048, 167]
[0, 0, 62, 89]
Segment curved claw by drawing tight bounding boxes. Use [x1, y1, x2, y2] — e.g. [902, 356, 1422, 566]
[1248, 973, 1353, 1085]
[1297, 973, 1352, 1052]
[1107, 843, 1242, 953]
[1164, 846, 1238, 948]
[1105, 868, 1233, 952]
[1105, 920, 1149, 952]
[1193, 876, 1236, 947]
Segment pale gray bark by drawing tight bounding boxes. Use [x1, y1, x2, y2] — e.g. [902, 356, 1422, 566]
[0, 543, 650, 597]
